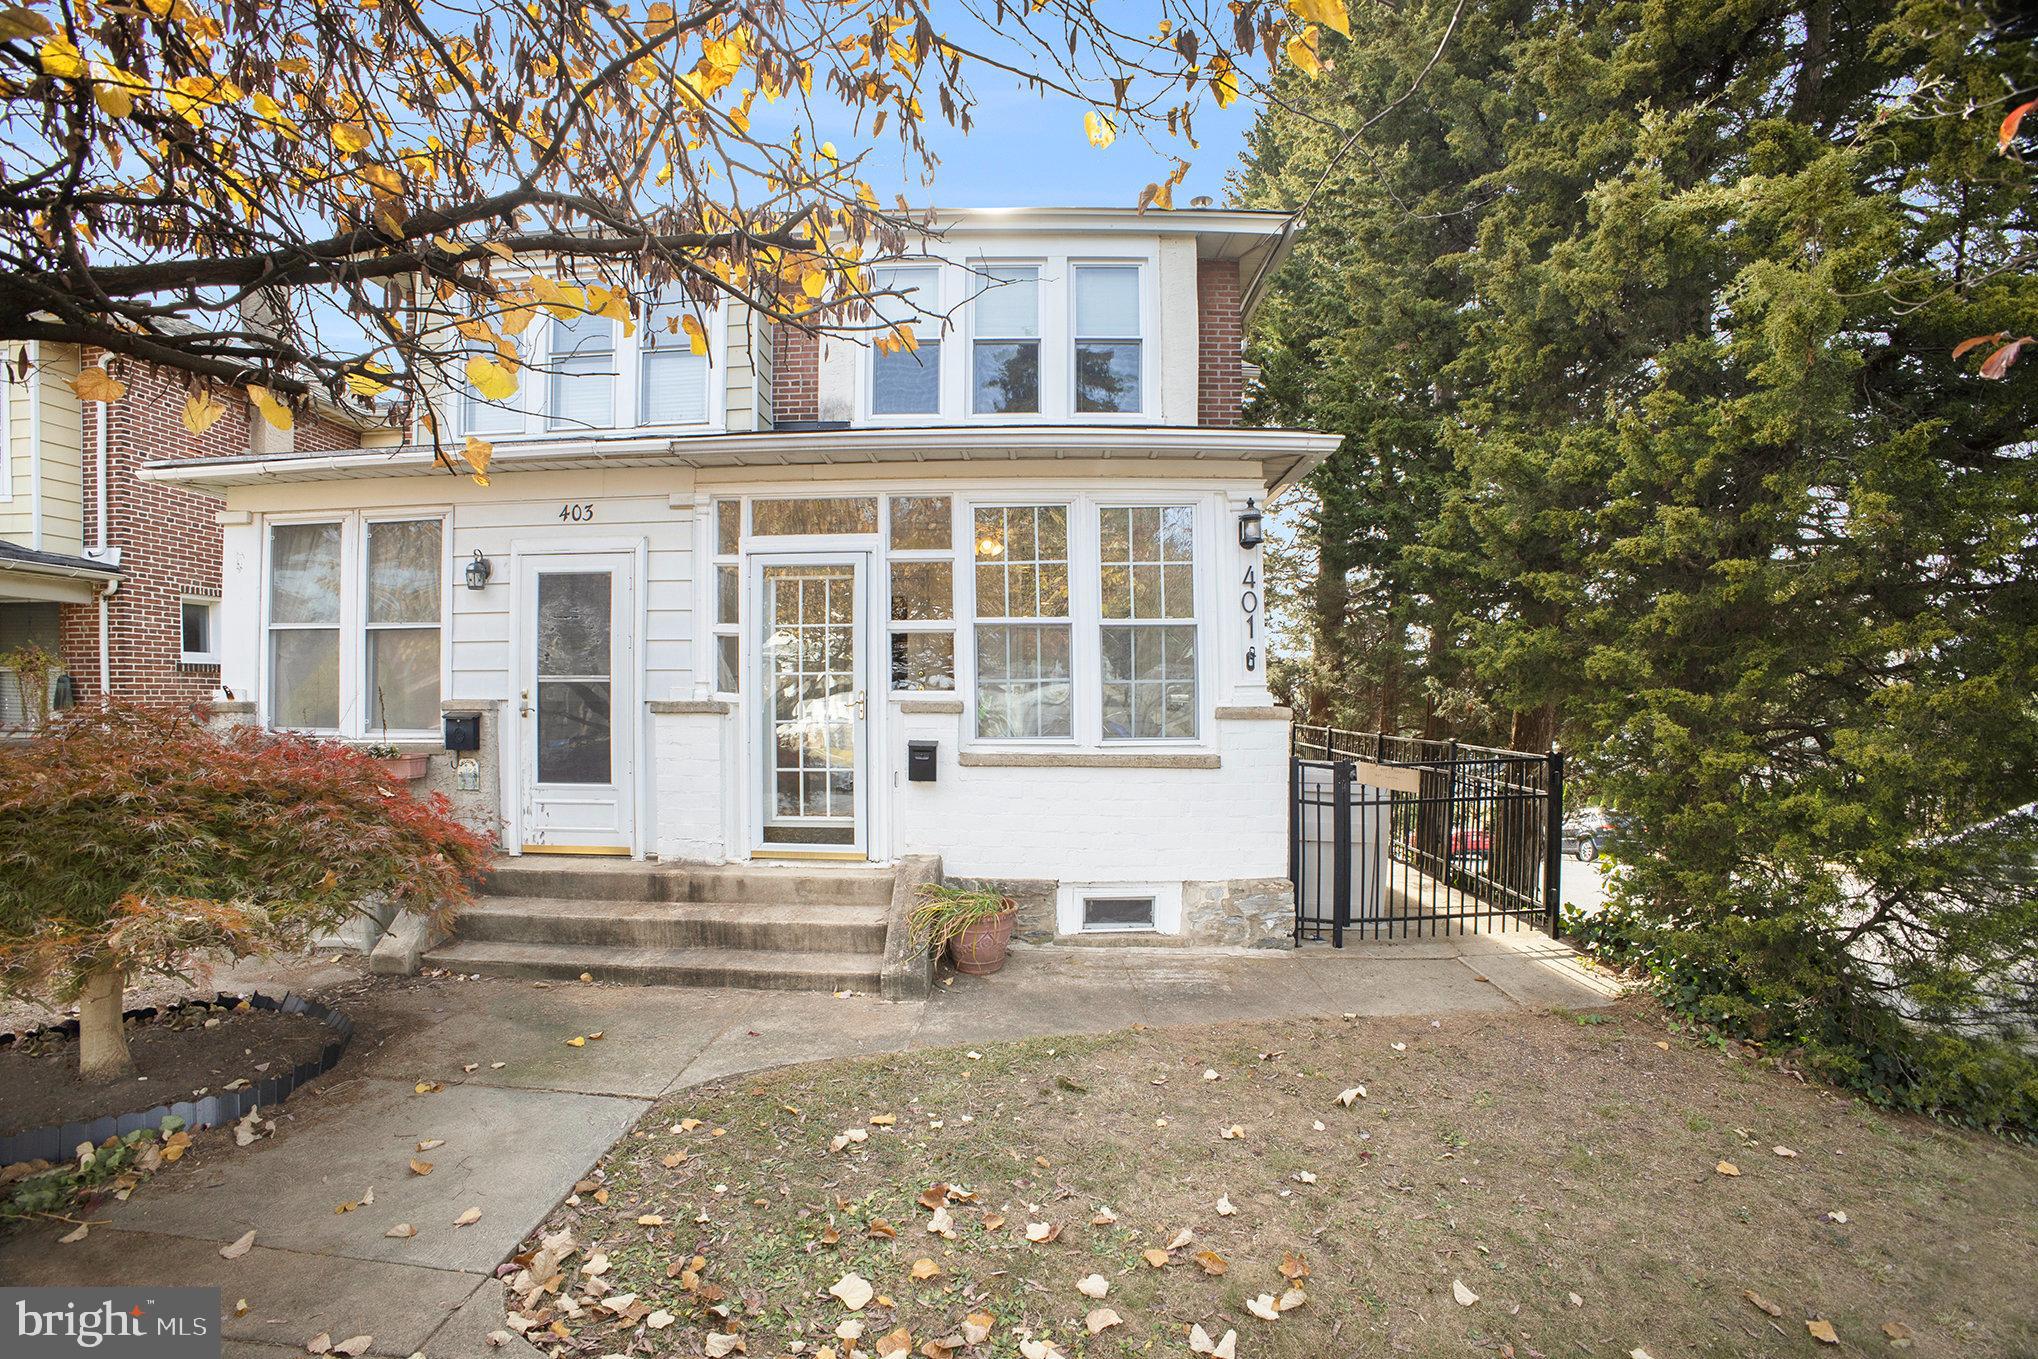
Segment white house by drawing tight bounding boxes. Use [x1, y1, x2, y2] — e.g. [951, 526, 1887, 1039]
[141, 208, 1338, 960]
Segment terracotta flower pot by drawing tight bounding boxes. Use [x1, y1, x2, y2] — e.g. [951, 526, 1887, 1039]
[375, 753, 431, 781]
[948, 907, 1018, 976]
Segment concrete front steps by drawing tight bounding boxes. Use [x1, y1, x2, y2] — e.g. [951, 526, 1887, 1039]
[424, 859, 902, 994]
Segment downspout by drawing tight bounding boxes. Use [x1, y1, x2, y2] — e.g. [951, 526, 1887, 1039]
[94, 360, 112, 702]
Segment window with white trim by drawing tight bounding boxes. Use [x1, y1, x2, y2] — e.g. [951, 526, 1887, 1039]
[887, 495, 954, 692]
[547, 309, 616, 430]
[871, 264, 942, 416]
[267, 521, 343, 731]
[266, 515, 445, 736]
[970, 266, 1040, 415]
[1073, 264, 1143, 413]
[461, 340, 524, 437]
[972, 504, 1071, 739]
[710, 498, 739, 694]
[179, 598, 219, 665]
[364, 519, 443, 732]
[641, 287, 711, 426]
[1099, 505, 1197, 739]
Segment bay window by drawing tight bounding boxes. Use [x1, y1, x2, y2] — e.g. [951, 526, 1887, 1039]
[1073, 264, 1143, 413]
[888, 495, 955, 691]
[972, 505, 1071, 739]
[266, 515, 445, 736]
[548, 309, 616, 430]
[871, 265, 941, 416]
[970, 266, 1040, 414]
[1099, 505, 1197, 739]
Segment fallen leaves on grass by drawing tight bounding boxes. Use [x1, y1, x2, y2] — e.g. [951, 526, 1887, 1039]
[1023, 1221, 1062, 1244]
[1451, 1278, 1479, 1306]
[1280, 1251, 1310, 1280]
[1076, 1273, 1109, 1299]
[1188, 1323, 1238, 1358]
[1193, 1249, 1229, 1275]
[1218, 1124, 1246, 1140]
[830, 1272, 875, 1310]
[1085, 1307, 1122, 1334]
[1743, 1290, 1783, 1318]
[961, 1313, 994, 1345]
[1142, 1248, 1171, 1268]
[910, 1257, 942, 1280]
[1215, 1194, 1237, 1216]
[1715, 1160, 1740, 1177]
[1807, 1319, 1839, 1344]
[1337, 1086, 1366, 1106]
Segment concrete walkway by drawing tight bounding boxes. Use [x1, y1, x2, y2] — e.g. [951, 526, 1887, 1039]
[0, 932, 1616, 1357]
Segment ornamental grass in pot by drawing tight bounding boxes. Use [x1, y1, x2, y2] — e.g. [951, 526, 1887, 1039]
[910, 883, 1019, 976]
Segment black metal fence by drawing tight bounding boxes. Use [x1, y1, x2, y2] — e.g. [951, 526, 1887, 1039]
[1290, 725, 1564, 945]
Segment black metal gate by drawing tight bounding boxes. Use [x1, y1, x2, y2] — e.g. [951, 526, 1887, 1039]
[1290, 726, 1565, 945]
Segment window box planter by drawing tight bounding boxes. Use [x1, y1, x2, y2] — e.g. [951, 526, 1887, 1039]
[374, 753, 431, 781]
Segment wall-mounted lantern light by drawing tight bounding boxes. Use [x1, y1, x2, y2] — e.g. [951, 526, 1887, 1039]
[464, 549, 493, 591]
[1237, 498, 1265, 550]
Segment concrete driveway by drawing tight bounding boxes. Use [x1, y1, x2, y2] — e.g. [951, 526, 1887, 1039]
[0, 930, 1615, 1357]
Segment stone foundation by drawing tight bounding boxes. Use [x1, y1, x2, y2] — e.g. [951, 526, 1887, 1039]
[1181, 877, 1294, 948]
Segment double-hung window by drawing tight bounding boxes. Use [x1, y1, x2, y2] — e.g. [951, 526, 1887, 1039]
[364, 519, 444, 732]
[871, 264, 942, 416]
[462, 342, 523, 437]
[267, 521, 344, 731]
[970, 266, 1040, 414]
[267, 516, 444, 736]
[547, 309, 616, 430]
[972, 505, 1071, 739]
[1073, 264, 1143, 414]
[1099, 506, 1198, 739]
[641, 288, 711, 426]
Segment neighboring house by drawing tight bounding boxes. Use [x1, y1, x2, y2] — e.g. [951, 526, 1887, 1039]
[141, 207, 1339, 945]
[0, 345, 369, 725]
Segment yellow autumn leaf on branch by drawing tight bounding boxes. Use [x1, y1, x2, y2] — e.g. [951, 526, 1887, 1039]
[346, 364, 392, 398]
[72, 367, 126, 403]
[1084, 109, 1116, 149]
[463, 436, 493, 485]
[1286, 26, 1322, 77]
[1209, 55, 1238, 109]
[332, 122, 372, 153]
[465, 356, 519, 400]
[40, 34, 86, 80]
[681, 313, 708, 356]
[1293, 0, 1351, 39]
[183, 390, 226, 435]
[92, 69, 136, 118]
[250, 385, 293, 431]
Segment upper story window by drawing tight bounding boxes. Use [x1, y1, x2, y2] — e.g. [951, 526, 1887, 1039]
[642, 288, 710, 426]
[971, 267, 1040, 415]
[458, 286, 716, 436]
[871, 265, 941, 416]
[1074, 264, 1142, 414]
[547, 310, 616, 431]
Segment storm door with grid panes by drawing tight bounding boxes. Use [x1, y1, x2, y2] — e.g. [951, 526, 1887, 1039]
[1100, 505, 1198, 739]
[972, 505, 1071, 739]
[757, 556, 867, 851]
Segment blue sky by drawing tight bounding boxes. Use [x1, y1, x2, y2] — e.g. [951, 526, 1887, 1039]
[855, 78, 1260, 209]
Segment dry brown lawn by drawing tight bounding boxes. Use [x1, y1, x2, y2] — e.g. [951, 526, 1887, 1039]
[510, 998, 2038, 1359]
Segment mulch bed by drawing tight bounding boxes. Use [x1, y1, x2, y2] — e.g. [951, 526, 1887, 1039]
[0, 1001, 338, 1138]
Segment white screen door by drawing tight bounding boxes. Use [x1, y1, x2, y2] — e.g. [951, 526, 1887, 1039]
[754, 554, 867, 856]
[518, 552, 636, 853]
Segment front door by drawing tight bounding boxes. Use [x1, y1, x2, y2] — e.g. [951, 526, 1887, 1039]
[754, 554, 868, 857]
[517, 552, 636, 854]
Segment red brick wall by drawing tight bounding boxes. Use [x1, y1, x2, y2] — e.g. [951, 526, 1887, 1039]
[773, 323, 820, 424]
[1197, 259, 1244, 428]
[61, 364, 366, 708]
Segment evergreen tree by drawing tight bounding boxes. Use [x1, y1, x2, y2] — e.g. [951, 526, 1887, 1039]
[1243, 0, 2038, 1122]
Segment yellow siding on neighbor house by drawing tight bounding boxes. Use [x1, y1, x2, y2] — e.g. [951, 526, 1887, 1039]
[1, 344, 87, 554]
[724, 308, 773, 432]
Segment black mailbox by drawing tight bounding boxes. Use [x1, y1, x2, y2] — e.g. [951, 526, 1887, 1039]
[442, 712, 482, 752]
[907, 740, 938, 782]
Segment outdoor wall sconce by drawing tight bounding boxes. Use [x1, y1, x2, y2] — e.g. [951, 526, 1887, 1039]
[464, 549, 493, 590]
[1238, 498, 1265, 550]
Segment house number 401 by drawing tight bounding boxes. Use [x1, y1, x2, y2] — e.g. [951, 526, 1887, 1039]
[1241, 564, 1260, 672]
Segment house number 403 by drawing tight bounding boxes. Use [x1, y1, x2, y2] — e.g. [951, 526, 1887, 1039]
[1241, 564, 1260, 672]
[557, 503, 595, 522]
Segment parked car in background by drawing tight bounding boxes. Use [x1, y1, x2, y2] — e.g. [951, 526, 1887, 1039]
[1564, 807, 1635, 862]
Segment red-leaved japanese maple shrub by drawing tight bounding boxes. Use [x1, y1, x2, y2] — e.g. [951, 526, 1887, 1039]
[0, 705, 491, 1078]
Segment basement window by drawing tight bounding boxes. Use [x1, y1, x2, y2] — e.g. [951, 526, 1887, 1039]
[180, 598, 219, 665]
[1081, 895, 1156, 932]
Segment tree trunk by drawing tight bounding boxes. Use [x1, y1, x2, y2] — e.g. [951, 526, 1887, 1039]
[77, 962, 134, 1082]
